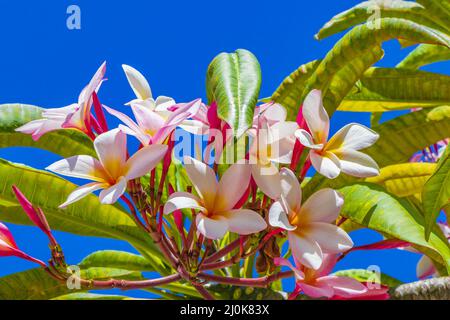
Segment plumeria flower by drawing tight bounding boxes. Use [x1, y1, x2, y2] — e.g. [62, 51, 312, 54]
[295, 90, 380, 179]
[47, 128, 167, 207]
[268, 168, 353, 269]
[16, 62, 106, 140]
[164, 157, 267, 240]
[275, 255, 372, 300]
[122, 64, 207, 135]
[0, 222, 46, 267]
[248, 118, 298, 199]
[105, 99, 203, 145]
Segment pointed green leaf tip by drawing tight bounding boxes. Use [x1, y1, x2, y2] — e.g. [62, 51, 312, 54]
[206, 49, 262, 138]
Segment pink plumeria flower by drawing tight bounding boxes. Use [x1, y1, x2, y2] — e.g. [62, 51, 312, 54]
[268, 168, 353, 269]
[104, 99, 203, 145]
[12, 186, 57, 246]
[248, 117, 298, 199]
[16, 62, 106, 140]
[47, 128, 167, 207]
[163, 157, 267, 240]
[0, 222, 46, 267]
[275, 255, 380, 300]
[295, 90, 380, 179]
[122, 64, 207, 135]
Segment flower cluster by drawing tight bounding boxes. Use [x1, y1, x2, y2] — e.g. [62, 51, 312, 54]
[4, 63, 389, 300]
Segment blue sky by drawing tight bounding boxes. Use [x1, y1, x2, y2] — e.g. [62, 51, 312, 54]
[0, 0, 448, 298]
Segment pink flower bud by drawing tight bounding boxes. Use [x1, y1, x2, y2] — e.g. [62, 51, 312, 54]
[0, 222, 46, 267]
[12, 185, 57, 246]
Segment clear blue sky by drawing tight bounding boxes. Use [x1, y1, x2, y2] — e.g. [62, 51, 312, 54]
[0, 0, 448, 298]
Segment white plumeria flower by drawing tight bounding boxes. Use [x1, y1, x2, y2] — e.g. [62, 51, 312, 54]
[47, 128, 167, 207]
[268, 168, 353, 270]
[248, 117, 298, 200]
[164, 157, 267, 240]
[16, 62, 106, 140]
[122, 64, 207, 135]
[295, 90, 380, 179]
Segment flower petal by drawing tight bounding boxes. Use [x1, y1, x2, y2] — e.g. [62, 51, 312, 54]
[295, 129, 323, 150]
[288, 232, 323, 270]
[300, 280, 334, 298]
[60, 182, 107, 208]
[320, 276, 367, 298]
[164, 192, 205, 215]
[215, 163, 251, 212]
[302, 90, 329, 144]
[94, 129, 128, 179]
[305, 222, 354, 254]
[310, 151, 341, 179]
[417, 255, 436, 279]
[0, 223, 17, 248]
[131, 104, 166, 133]
[184, 156, 218, 210]
[46, 155, 108, 182]
[274, 257, 305, 280]
[221, 209, 267, 235]
[333, 149, 380, 178]
[154, 96, 176, 112]
[196, 213, 228, 240]
[124, 144, 168, 180]
[280, 168, 302, 213]
[99, 177, 127, 205]
[327, 123, 379, 151]
[251, 163, 281, 200]
[269, 201, 297, 231]
[122, 64, 152, 100]
[300, 188, 344, 223]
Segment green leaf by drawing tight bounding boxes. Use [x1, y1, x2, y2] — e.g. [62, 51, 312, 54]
[0, 159, 169, 274]
[366, 163, 437, 197]
[416, 0, 450, 33]
[206, 49, 262, 137]
[271, 60, 320, 120]
[339, 183, 450, 272]
[333, 269, 403, 288]
[0, 267, 140, 300]
[79, 250, 155, 271]
[338, 68, 450, 112]
[423, 146, 450, 239]
[365, 107, 450, 167]
[316, 0, 449, 40]
[0, 104, 96, 157]
[397, 44, 450, 70]
[52, 293, 134, 300]
[304, 18, 450, 115]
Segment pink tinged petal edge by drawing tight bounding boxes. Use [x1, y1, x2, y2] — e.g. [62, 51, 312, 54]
[300, 188, 344, 223]
[99, 177, 128, 205]
[416, 255, 436, 279]
[221, 209, 267, 235]
[196, 213, 229, 240]
[306, 222, 354, 254]
[60, 182, 107, 208]
[288, 232, 323, 270]
[183, 156, 218, 210]
[300, 280, 335, 298]
[124, 144, 168, 180]
[0, 222, 18, 248]
[215, 163, 251, 212]
[274, 257, 305, 280]
[164, 192, 205, 215]
[319, 276, 367, 298]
